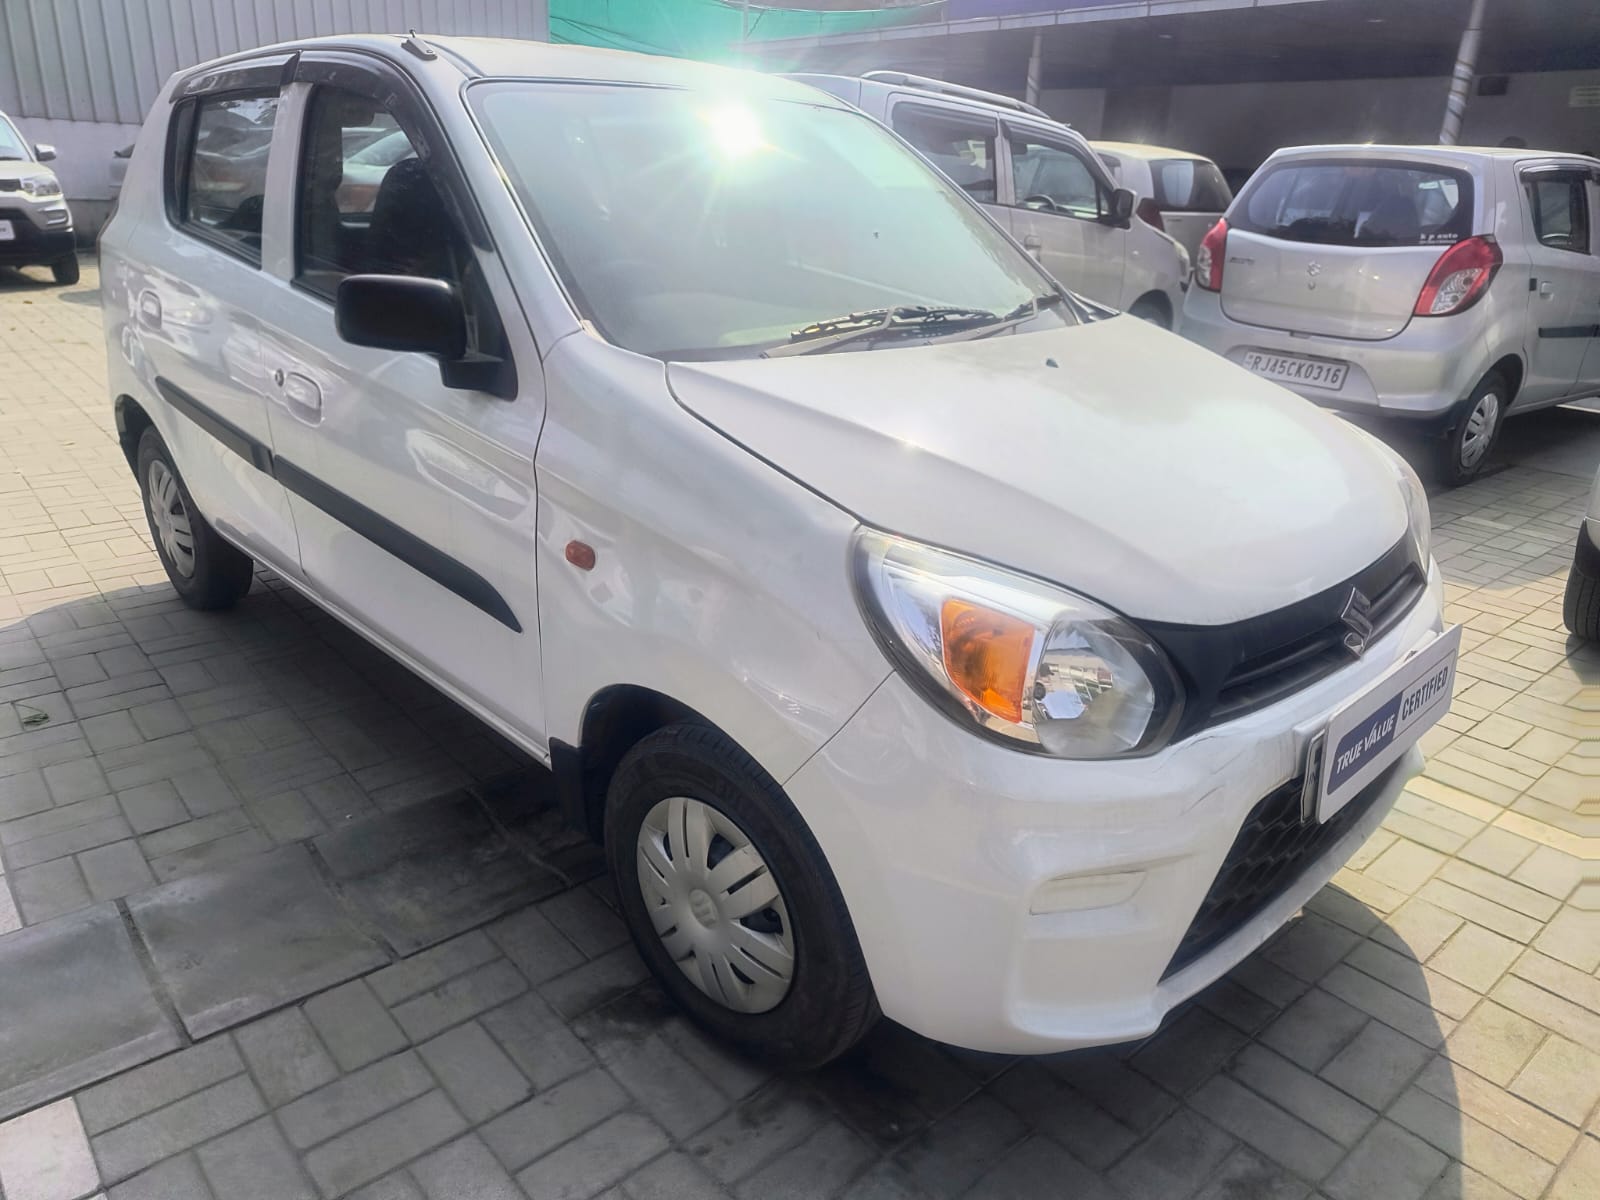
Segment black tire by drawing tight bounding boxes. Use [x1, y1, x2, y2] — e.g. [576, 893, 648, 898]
[52, 254, 80, 286]
[1563, 530, 1600, 641]
[1436, 372, 1507, 487]
[136, 427, 254, 610]
[605, 723, 878, 1069]
[1128, 294, 1172, 329]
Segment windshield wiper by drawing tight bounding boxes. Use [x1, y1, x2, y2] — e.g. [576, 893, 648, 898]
[764, 304, 1001, 357]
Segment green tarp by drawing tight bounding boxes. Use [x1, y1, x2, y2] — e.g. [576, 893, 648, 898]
[551, 1, 941, 61]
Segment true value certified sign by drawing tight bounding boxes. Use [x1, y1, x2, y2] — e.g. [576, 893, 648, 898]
[1315, 625, 1462, 821]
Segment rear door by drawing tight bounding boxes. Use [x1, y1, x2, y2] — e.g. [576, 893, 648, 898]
[999, 123, 1125, 305]
[1519, 163, 1599, 403]
[126, 57, 301, 575]
[1220, 157, 1475, 340]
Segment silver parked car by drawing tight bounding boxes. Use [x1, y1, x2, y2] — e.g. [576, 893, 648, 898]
[792, 72, 1189, 328]
[1093, 141, 1232, 262]
[1182, 145, 1600, 484]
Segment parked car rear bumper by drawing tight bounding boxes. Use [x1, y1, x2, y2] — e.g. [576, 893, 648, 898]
[1181, 287, 1491, 421]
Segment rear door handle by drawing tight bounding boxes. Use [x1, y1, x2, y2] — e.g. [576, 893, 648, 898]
[1539, 280, 1554, 297]
[1023, 233, 1043, 259]
[282, 371, 323, 417]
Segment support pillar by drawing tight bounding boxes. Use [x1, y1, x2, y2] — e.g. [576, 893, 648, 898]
[1439, 0, 1488, 145]
[1024, 31, 1043, 109]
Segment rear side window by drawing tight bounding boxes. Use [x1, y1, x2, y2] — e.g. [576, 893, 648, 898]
[1523, 173, 1591, 254]
[173, 94, 278, 263]
[1233, 161, 1473, 247]
[891, 105, 998, 203]
[1150, 158, 1232, 213]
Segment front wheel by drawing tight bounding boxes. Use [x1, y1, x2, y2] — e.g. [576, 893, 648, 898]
[605, 723, 878, 1069]
[52, 254, 80, 286]
[136, 428, 254, 610]
[1437, 373, 1505, 486]
[1127, 295, 1172, 329]
[1563, 530, 1600, 641]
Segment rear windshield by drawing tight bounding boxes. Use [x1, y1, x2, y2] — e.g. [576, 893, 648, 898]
[1150, 158, 1232, 213]
[1233, 161, 1473, 246]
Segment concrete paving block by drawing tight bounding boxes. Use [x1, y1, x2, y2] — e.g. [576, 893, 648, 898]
[194, 1116, 315, 1200]
[303, 980, 408, 1073]
[515, 1112, 669, 1200]
[105, 1153, 213, 1200]
[77, 1038, 244, 1136]
[409, 1135, 522, 1200]
[0, 904, 181, 1120]
[416, 1021, 530, 1124]
[0, 1097, 101, 1200]
[127, 844, 387, 1039]
[315, 791, 566, 955]
[232, 1008, 339, 1107]
[303, 1091, 467, 1199]
[278, 1052, 435, 1151]
[480, 1068, 628, 1172]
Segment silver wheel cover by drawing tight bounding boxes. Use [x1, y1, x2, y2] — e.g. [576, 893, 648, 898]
[1460, 391, 1500, 470]
[635, 796, 795, 1013]
[146, 459, 196, 578]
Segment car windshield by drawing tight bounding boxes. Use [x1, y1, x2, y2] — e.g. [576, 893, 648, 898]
[1233, 160, 1473, 247]
[469, 82, 1069, 359]
[0, 116, 29, 161]
[1150, 158, 1232, 212]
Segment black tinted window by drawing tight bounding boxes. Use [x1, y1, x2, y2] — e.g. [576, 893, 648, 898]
[1150, 158, 1232, 212]
[1234, 161, 1472, 247]
[891, 106, 998, 204]
[177, 94, 278, 262]
[1523, 174, 1590, 254]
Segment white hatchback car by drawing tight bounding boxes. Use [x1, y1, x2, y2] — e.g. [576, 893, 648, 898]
[1182, 145, 1600, 485]
[1092, 141, 1232, 263]
[103, 36, 1457, 1066]
[793, 72, 1190, 328]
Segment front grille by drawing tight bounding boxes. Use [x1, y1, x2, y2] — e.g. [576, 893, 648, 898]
[0, 180, 18, 192]
[1144, 535, 1425, 737]
[1161, 766, 1392, 980]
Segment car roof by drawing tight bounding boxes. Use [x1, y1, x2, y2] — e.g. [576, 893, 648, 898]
[202, 33, 845, 108]
[1090, 141, 1214, 162]
[1265, 143, 1597, 166]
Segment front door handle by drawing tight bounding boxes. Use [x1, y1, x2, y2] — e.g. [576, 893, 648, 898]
[1023, 233, 1043, 260]
[1539, 280, 1554, 297]
[282, 371, 323, 417]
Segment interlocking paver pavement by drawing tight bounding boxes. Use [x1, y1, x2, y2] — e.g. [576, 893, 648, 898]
[0, 260, 1596, 1199]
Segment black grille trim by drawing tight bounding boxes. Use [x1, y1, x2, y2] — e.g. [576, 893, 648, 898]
[1161, 764, 1394, 980]
[1144, 536, 1425, 738]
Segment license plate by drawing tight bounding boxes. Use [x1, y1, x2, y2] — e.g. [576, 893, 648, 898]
[1313, 625, 1461, 822]
[1243, 350, 1348, 391]
[0, 220, 13, 241]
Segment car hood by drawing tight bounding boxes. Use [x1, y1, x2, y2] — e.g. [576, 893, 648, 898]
[666, 316, 1408, 625]
[0, 161, 54, 182]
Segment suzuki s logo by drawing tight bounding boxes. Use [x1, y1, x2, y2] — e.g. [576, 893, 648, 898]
[1340, 589, 1375, 657]
[1306, 261, 1322, 291]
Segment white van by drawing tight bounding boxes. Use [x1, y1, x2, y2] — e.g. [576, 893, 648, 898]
[794, 72, 1190, 328]
[102, 36, 1455, 1066]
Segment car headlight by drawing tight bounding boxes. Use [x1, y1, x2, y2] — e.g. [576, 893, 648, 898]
[851, 529, 1183, 758]
[19, 175, 62, 198]
[1397, 457, 1431, 565]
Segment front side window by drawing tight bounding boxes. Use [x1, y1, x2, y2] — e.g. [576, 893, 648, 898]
[890, 105, 999, 203]
[296, 87, 502, 355]
[176, 93, 278, 262]
[1009, 135, 1104, 220]
[1523, 173, 1591, 254]
[1234, 161, 1473, 247]
[470, 83, 1064, 360]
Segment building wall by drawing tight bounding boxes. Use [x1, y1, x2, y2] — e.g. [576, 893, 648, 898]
[1042, 67, 1600, 174]
[1, 0, 548, 223]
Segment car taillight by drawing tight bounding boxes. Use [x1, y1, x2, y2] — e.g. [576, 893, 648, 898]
[1196, 218, 1227, 291]
[1414, 235, 1501, 316]
[1136, 197, 1164, 231]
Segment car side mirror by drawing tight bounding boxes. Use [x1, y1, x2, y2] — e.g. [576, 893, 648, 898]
[334, 274, 515, 399]
[1106, 187, 1136, 228]
[337, 274, 468, 359]
[34, 143, 56, 162]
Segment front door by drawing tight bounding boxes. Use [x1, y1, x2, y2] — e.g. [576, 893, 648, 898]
[1001, 125, 1127, 307]
[252, 63, 546, 737]
[1520, 164, 1598, 405]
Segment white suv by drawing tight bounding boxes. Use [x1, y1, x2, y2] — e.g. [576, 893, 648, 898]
[0, 110, 77, 285]
[103, 36, 1456, 1066]
[1182, 145, 1600, 484]
[793, 72, 1190, 328]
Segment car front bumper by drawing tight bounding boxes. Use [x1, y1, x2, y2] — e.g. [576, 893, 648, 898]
[1179, 287, 1490, 421]
[786, 563, 1446, 1054]
[0, 203, 75, 267]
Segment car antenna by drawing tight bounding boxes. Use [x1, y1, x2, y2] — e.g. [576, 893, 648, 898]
[401, 30, 437, 60]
